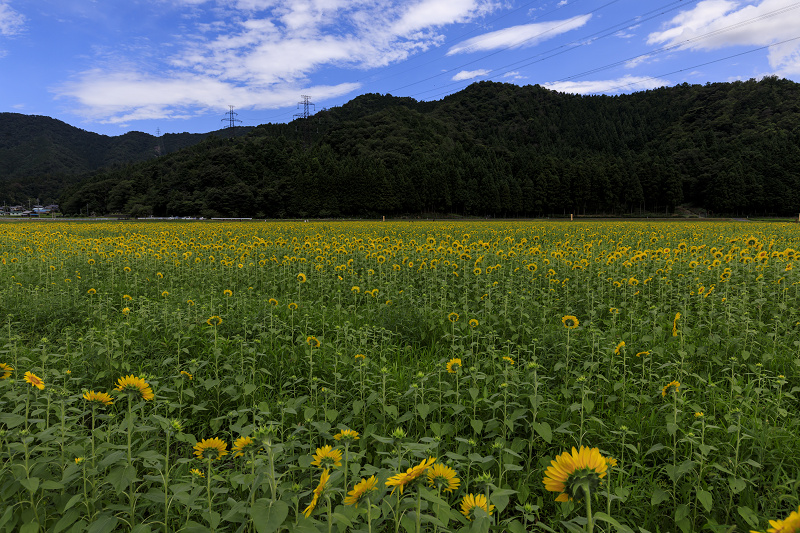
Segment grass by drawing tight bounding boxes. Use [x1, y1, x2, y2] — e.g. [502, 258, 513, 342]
[0, 219, 798, 533]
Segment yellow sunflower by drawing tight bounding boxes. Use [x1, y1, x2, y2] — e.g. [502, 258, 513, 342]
[180, 370, 193, 380]
[231, 436, 259, 457]
[114, 374, 154, 401]
[193, 437, 228, 461]
[427, 463, 460, 493]
[460, 493, 494, 520]
[385, 456, 436, 495]
[82, 390, 114, 407]
[303, 469, 331, 517]
[542, 445, 609, 502]
[268, 298, 278, 306]
[614, 341, 625, 355]
[24, 371, 45, 390]
[297, 273, 307, 283]
[207, 316, 222, 327]
[469, 319, 479, 328]
[333, 429, 360, 443]
[0, 362, 13, 379]
[750, 504, 800, 533]
[562, 315, 579, 329]
[446, 358, 462, 374]
[344, 475, 378, 507]
[306, 336, 321, 348]
[190, 468, 205, 478]
[223, 289, 233, 297]
[448, 312, 459, 323]
[288, 302, 298, 310]
[310, 445, 342, 469]
[662, 380, 680, 397]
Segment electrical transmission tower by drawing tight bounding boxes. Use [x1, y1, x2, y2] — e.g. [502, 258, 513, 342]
[293, 95, 315, 149]
[154, 128, 164, 156]
[221, 105, 242, 137]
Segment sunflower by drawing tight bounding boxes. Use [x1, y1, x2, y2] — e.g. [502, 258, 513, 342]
[268, 298, 278, 306]
[636, 351, 650, 358]
[303, 469, 331, 517]
[427, 463, 460, 493]
[87, 288, 97, 295]
[333, 429, 360, 443]
[542, 446, 609, 502]
[662, 380, 680, 397]
[122, 307, 130, 315]
[446, 358, 462, 374]
[385, 456, 436, 495]
[114, 374, 154, 401]
[193, 437, 228, 461]
[83, 390, 114, 406]
[161, 291, 169, 298]
[207, 316, 222, 326]
[469, 319, 479, 328]
[751, 504, 800, 533]
[460, 493, 494, 520]
[0, 362, 13, 379]
[306, 336, 321, 348]
[344, 475, 378, 507]
[297, 273, 306, 283]
[231, 436, 259, 457]
[190, 468, 205, 478]
[288, 302, 298, 310]
[180, 370, 193, 380]
[123, 294, 133, 300]
[562, 315, 579, 329]
[672, 312, 681, 336]
[614, 341, 625, 355]
[354, 353, 365, 361]
[311, 445, 342, 469]
[447, 312, 459, 323]
[24, 371, 45, 390]
[223, 289, 233, 297]
[502, 356, 515, 365]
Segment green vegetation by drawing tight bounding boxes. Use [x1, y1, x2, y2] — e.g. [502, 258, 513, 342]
[0, 220, 798, 533]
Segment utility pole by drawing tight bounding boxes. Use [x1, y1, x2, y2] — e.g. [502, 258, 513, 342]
[154, 128, 164, 156]
[221, 105, 242, 137]
[293, 95, 315, 149]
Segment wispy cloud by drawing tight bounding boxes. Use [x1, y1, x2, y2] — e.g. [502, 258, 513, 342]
[647, 0, 800, 75]
[452, 69, 490, 81]
[57, 0, 500, 123]
[544, 75, 670, 94]
[447, 14, 590, 55]
[0, 2, 25, 36]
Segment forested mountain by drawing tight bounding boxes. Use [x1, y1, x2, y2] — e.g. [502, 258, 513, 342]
[25, 77, 800, 217]
[0, 113, 251, 205]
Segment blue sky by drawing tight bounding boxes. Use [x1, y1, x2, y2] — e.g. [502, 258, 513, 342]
[2, 0, 799, 136]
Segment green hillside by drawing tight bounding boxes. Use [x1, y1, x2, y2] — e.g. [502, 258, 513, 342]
[0, 112, 251, 205]
[9, 77, 800, 217]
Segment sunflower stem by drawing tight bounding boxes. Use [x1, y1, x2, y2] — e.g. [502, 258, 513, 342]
[584, 484, 594, 533]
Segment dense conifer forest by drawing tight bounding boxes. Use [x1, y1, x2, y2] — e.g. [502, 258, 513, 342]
[4, 77, 800, 217]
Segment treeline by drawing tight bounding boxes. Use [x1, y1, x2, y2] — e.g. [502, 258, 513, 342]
[55, 76, 800, 217]
[0, 112, 250, 205]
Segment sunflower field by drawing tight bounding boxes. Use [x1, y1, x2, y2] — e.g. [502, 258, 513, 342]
[0, 220, 798, 533]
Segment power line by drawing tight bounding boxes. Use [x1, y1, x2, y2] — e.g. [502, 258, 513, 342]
[221, 105, 243, 136]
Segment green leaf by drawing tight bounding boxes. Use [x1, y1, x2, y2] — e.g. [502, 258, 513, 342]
[593, 511, 634, 533]
[20, 523, 39, 533]
[0, 413, 26, 428]
[470, 419, 483, 434]
[417, 403, 431, 419]
[19, 477, 40, 493]
[651, 487, 669, 505]
[86, 513, 119, 533]
[728, 476, 746, 494]
[251, 499, 289, 533]
[697, 489, 713, 513]
[533, 421, 552, 443]
[52, 509, 80, 533]
[105, 465, 138, 494]
[737, 506, 760, 529]
[490, 488, 516, 513]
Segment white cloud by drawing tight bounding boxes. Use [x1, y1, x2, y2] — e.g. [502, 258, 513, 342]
[58, 69, 360, 124]
[544, 75, 671, 94]
[0, 2, 25, 36]
[452, 69, 490, 81]
[647, 0, 800, 75]
[57, 0, 500, 123]
[447, 14, 591, 55]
